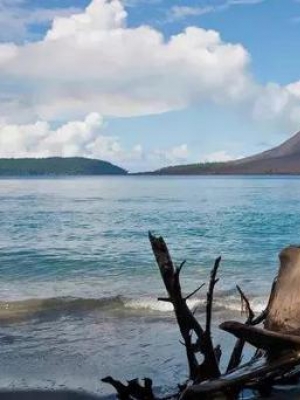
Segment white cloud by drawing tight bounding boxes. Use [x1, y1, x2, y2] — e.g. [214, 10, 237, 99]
[168, 6, 213, 21]
[0, 0, 252, 122]
[0, 113, 143, 169]
[252, 81, 300, 130]
[210, 0, 266, 9]
[227, 0, 264, 5]
[0, 0, 297, 135]
[152, 144, 189, 165]
[168, 0, 265, 22]
[202, 150, 237, 162]
[122, 0, 162, 7]
[0, 113, 193, 171]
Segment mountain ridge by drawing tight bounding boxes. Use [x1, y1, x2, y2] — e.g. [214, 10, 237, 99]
[150, 130, 300, 175]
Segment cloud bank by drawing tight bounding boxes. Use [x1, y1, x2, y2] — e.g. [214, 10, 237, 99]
[0, 112, 190, 171]
[0, 113, 120, 159]
[0, 0, 253, 122]
[0, 0, 298, 131]
[0, 0, 299, 168]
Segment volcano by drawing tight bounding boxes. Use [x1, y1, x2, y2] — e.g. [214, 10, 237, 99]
[152, 130, 300, 175]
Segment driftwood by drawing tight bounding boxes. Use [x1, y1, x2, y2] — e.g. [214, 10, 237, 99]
[102, 377, 155, 400]
[103, 236, 300, 400]
[149, 233, 221, 382]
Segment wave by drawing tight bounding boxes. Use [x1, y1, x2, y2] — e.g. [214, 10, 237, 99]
[125, 296, 266, 314]
[0, 296, 123, 323]
[0, 293, 267, 324]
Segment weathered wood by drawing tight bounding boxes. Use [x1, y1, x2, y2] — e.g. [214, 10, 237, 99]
[206, 257, 221, 334]
[102, 377, 155, 400]
[181, 352, 300, 399]
[236, 285, 255, 322]
[148, 232, 221, 381]
[221, 247, 300, 357]
[184, 283, 205, 301]
[226, 286, 256, 373]
[148, 232, 200, 380]
[202, 256, 222, 379]
[226, 284, 274, 373]
[265, 246, 300, 333]
[220, 321, 300, 351]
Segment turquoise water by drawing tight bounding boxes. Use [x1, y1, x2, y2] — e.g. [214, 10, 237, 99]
[1, 176, 300, 395]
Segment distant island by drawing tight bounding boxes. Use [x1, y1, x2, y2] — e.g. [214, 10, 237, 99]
[4, 129, 300, 177]
[0, 157, 127, 176]
[149, 130, 300, 175]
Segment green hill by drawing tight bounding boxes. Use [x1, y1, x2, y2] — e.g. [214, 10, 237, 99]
[152, 162, 225, 175]
[0, 157, 127, 176]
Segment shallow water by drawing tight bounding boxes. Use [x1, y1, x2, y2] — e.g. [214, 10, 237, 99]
[1, 176, 300, 396]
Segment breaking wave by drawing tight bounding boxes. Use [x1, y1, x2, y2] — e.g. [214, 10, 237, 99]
[0, 293, 267, 324]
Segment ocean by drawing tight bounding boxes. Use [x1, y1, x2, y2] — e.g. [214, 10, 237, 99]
[1, 176, 300, 396]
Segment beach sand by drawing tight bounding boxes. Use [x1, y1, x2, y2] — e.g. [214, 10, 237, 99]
[0, 390, 101, 399]
[1, 388, 300, 400]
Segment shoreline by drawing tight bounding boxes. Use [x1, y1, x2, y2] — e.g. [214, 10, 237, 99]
[0, 391, 101, 400]
[1, 387, 300, 400]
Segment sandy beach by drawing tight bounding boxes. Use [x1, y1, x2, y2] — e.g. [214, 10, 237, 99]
[0, 390, 101, 400]
[1, 388, 300, 400]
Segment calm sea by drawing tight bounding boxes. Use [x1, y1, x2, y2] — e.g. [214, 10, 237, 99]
[1, 176, 300, 396]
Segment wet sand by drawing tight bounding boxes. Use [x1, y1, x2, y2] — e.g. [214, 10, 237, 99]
[1, 388, 300, 400]
[0, 390, 101, 400]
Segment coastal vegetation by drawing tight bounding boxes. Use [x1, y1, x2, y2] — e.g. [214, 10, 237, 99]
[154, 162, 226, 175]
[0, 157, 127, 176]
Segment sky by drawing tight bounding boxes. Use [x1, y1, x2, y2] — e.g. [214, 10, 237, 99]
[0, 0, 300, 171]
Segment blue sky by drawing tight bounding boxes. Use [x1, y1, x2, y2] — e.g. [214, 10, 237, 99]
[0, 0, 300, 171]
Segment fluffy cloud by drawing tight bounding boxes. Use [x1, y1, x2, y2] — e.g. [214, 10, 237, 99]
[202, 150, 237, 162]
[0, 0, 252, 122]
[153, 144, 189, 164]
[168, 6, 213, 21]
[0, 112, 193, 171]
[252, 82, 300, 129]
[0, 0, 298, 144]
[0, 0, 296, 174]
[0, 0, 297, 132]
[0, 113, 143, 168]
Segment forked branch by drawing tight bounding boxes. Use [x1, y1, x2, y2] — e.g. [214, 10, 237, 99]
[149, 232, 221, 382]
